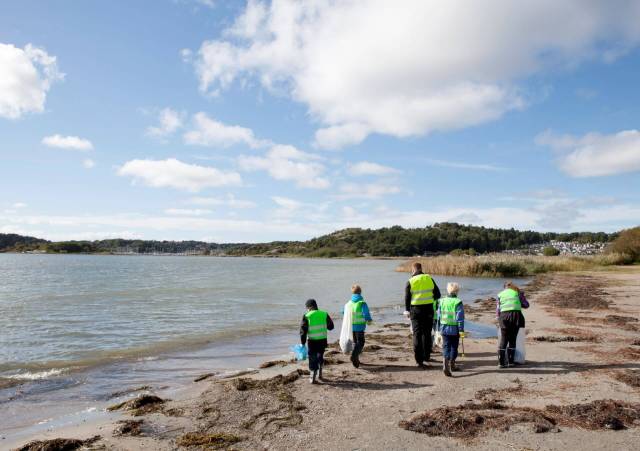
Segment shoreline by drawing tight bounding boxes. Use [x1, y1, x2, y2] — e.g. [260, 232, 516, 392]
[8, 267, 640, 450]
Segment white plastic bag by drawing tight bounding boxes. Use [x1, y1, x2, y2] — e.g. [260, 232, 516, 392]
[497, 327, 526, 364]
[515, 328, 526, 364]
[339, 301, 353, 354]
[433, 330, 443, 348]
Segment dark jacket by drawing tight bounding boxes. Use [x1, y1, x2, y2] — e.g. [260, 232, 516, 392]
[404, 271, 441, 312]
[300, 309, 335, 346]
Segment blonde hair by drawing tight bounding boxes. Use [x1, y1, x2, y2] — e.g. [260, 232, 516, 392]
[351, 284, 362, 295]
[505, 281, 520, 292]
[447, 282, 460, 295]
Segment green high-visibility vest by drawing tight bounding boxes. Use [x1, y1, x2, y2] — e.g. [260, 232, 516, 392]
[439, 296, 462, 326]
[409, 274, 435, 305]
[351, 301, 366, 325]
[305, 309, 328, 340]
[498, 288, 522, 312]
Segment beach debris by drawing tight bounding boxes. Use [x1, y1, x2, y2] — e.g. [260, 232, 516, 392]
[113, 419, 144, 437]
[107, 394, 166, 415]
[194, 373, 217, 382]
[475, 380, 527, 401]
[364, 344, 383, 351]
[620, 347, 640, 360]
[15, 435, 101, 451]
[106, 385, 152, 400]
[401, 399, 640, 439]
[230, 369, 307, 391]
[632, 339, 640, 346]
[532, 333, 599, 343]
[537, 276, 610, 310]
[383, 322, 409, 329]
[259, 360, 290, 369]
[176, 432, 242, 449]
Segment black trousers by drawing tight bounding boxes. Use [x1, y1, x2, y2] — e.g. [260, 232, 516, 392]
[352, 331, 365, 359]
[410, 305, 434, 364]
[499, 326, 519, 350]
[307, 340, 326, 372]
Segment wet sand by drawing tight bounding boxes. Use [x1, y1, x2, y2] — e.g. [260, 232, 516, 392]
[9, 266, 640, 450]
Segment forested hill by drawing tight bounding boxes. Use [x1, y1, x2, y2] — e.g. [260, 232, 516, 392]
[0, 223, 614, 256]
[225, 223, 613, 257]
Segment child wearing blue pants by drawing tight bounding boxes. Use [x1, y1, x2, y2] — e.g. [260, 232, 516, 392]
[437, 282, 465, 377]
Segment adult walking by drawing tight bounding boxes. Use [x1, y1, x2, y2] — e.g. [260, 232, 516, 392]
[497, 281, 529, 368]
[403, 262, 441, 368]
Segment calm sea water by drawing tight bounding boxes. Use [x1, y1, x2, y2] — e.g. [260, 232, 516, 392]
[0, 254, 527, 440]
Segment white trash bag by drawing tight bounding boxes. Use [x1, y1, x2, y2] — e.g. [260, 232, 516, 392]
[339, 301, 353, 354]
[514, 328, 526, 364]
[433, 330, 443, 348]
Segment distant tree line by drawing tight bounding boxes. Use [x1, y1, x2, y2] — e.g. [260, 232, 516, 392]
[0, 223, 617, 257]
[226, 223, 615, 257]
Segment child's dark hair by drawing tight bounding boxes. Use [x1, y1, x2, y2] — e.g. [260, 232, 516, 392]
[305, 298, 318, 309]
[351, 284, 362, 295]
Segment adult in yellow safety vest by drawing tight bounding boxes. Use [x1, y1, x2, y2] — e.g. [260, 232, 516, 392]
[496, 282, 529, 368]
[403, 262, 441, 368]
[300, 298, 335, 384]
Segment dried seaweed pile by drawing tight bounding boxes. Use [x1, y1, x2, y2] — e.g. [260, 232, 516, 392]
[400, 399, 640, 439]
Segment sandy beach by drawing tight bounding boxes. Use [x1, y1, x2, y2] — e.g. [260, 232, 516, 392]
[9, 266, 640, 451]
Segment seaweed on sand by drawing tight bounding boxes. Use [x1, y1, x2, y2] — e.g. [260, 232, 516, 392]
[230, 369, 307, 391]
[613, 370, 640, 388]
[475, 379, 527, 401]
[400, 399, 640, 439]
[107, 394, 166, 416]
[113, 419, 144, 437]
[259, 359, 290, 369]
[177, 432, 242, 449]
[15, 435, 101, 451]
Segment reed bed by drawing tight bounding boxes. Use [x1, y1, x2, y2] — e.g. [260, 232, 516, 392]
[395, 253, 632, 277]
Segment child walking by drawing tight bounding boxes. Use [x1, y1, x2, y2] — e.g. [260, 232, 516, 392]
[346, 284, 372, 368]
[437, 282, 465, 377]
[300, 299, 334, 384]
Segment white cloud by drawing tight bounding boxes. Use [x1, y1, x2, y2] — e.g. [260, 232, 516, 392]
[188, 194, 256, 209]
[424, 159, 506, 171]
[12, 202, 27, 209]
[0, 43, 63, 119]
[164, 208, 212, 216]
[238, 144, 329, 189]
[42, 134, 93, 151]
[117, 158, 242, 192]
[348, 161, 400, 176]
[83, 159, 95, 169]
[336, 182, 401, 200]
[184, 112, 268, 148]
[146, 108, 184, 139]
[537, 129, 640, 177]
[190, 1, 640, 149]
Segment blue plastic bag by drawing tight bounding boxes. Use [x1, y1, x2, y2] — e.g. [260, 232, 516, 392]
[290, 344, 307, 361]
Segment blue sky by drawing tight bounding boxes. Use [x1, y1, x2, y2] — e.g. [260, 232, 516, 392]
[1, 0, 639, 242]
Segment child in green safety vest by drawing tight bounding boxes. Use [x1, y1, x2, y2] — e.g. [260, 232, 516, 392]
[437, 282, 465, 377]
[300, 298, 335, 384]
[345, 284, 373, 368]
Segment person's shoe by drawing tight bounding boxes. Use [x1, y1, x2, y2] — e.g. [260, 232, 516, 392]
[310, 370, 318, 384]
[443, 359, 452, 377]
[450, 360, 458, 371]
[507, 348, 516, 367]
[417, 362, 427, 370]
[318, 365, 324, 381]
[351, 354, 360, 368]
[498, 349, 508, 368]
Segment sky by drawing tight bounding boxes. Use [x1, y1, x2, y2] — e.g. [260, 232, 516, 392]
[1, 0, 640, 243]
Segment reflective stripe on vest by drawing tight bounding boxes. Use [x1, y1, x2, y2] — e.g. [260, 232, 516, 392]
[305, 310, 328, 340]
[498, 288, 522, 312]
[439, 296, 462, 326]
[409, 274, 435, 305]
[351, 300, 366, 325]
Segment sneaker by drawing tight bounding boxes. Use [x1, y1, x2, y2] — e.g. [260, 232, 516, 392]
[451, 360, 459, 371]
[351, 354, 360, 368]
[417, 362, 427, 370]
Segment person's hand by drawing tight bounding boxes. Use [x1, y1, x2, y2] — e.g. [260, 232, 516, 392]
[403, 311, 410, 319]
[459, 332, 465, 339]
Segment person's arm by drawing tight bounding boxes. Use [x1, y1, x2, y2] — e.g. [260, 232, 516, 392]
[519, 291, 530, 309]
[456, 302, 465, 333]
[436, 302, 441, 331]
[432, 280, 441, 300]
[300, 315, 308, 345]
[363, 302, 373, 322]
[496, 296, 500, 318]
[404, 281, 412, 312]
[326, 314, 335, 331]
